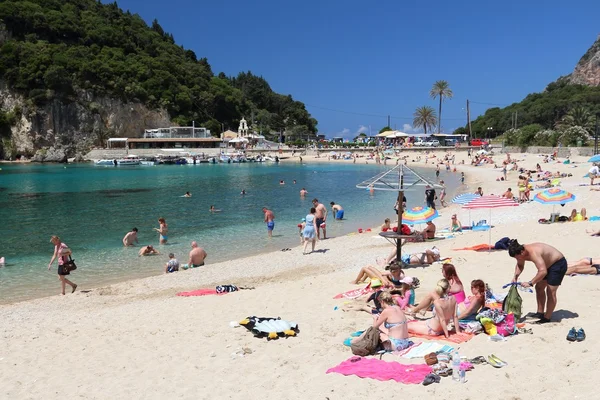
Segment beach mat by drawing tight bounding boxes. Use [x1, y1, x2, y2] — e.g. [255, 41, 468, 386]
[177, 289, 227, 297]
[326, 357, 432, 384]
[396, 342, 455, 359]
[408, 331, 474, 344]
[333, 285, 374, 299]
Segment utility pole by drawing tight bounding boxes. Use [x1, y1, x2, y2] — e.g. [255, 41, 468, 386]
[466, 99, 472, 141]
[388, 115, 391, 128]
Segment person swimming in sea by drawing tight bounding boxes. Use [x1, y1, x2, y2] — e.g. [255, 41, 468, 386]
[210, 205, 222, 212]
[138, 245, 160, 256]
[241, 189, 246, 195]
[183, 191, 192, 197]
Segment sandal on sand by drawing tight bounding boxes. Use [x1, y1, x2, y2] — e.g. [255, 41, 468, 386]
[529, 312, 544, 319]
[576, 328, 586, 342]
[567, 327, 577, 342]
[469, 356, 487, 364]
[517, 328, 533, 334]
[489, 354, 508, 367]
[422, 373, 441, 386]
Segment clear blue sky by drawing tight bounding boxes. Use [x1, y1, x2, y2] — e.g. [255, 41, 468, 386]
[113, 0, 599, 139]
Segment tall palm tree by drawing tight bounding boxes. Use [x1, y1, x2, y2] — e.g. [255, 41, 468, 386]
[556, 105, 595, 133]
[413, 106, 437, 134]
[429, 80, 453, 134]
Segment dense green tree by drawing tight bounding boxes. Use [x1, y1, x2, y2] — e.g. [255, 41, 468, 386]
[413, 106, 437, 134]
[556, 106, 595, 133]
[379, 126, 392, 133]
[0, 0, 317, 139]
[430, 80, 453, 134]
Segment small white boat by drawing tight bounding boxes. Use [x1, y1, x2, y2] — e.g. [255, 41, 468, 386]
[219, 154, 231, 163]
[117, 155, 141, 166]
[95, 159, 117, 166]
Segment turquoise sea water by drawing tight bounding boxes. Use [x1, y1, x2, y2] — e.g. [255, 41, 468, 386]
[0, 162, 460, 302]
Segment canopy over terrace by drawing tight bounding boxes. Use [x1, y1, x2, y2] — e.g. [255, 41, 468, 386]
[356, 164, 441, 262]
[107, 138, 128, 149]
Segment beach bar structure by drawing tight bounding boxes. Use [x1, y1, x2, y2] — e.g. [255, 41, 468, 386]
[125, 126, 223, 149]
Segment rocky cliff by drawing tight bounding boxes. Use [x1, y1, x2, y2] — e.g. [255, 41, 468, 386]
[567, 35, 600, 86]
[0, 82, 171, 161]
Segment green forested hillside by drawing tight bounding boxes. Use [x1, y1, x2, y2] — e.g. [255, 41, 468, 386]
[0, 0, 317, 136]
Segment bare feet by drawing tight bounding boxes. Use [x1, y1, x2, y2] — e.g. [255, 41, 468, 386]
[72, 284, 77, 293]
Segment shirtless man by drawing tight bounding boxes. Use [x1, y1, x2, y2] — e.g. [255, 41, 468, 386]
[188, 241, 207, 268]
[122, 228, 139, 246]
[312, 198, 327, 239]
[417, 220, 436, 239]
[300, 188, 308, 197]
[502, 188, 514, 200]
[330, 201, 344, 220]
[262, 207, 275, 237]
[138, 245, 160, 256]
[509, 240, 567, 324]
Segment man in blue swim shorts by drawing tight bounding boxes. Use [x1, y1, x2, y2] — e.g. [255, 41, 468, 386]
[262, 207, 275, 237]
[330, 201, 344, 220]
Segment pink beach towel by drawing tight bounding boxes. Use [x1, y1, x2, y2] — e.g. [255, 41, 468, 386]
[326, 357, 432, 384]
[408, 331, 474, 344]
[177, 289, 227, 297]
[333, 285, 374, 299]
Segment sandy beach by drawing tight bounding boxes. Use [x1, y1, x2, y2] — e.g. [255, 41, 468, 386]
[2, 148, 599, 399]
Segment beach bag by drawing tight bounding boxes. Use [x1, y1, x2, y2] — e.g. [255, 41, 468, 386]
[424, 353, 438, 365]
[216, 285, 238, 293]
[502, 285, 522, 320]
[494, 237, 511, 250]
[350, 326, 380, 356]
[496, 313, 517, 337]
[62, 256, 77, 273]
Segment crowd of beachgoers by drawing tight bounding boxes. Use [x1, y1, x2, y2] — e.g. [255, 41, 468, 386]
[2, 147, 600, 398]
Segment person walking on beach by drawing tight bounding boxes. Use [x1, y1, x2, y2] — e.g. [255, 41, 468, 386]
[508, 239, 567, 324]
[123, 228, 139, 247]
[312, 198, 327, 239]
[424, 185, 436, 209]
[439, 180, 448, 207]
[262, 207, 275, 237]
[48, 236, 77, 295]
[188, 241, 207, 267]
[435, 165, 440, 180]
[330, 201, 344, 220]
[154, 218, 168, 244]
[303, 208, 318, 254]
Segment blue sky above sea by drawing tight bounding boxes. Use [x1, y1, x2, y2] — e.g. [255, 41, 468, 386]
[110, 0, 600, 139]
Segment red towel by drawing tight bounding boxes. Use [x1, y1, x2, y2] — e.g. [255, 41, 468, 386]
[453, 244, 494, 251]
[408, 331, 474, 344]
[177, 289, 226, 297]
[333, 285, 374, 299]
[326, 357, 432, 384]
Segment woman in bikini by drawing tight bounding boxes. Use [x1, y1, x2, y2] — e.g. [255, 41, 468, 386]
[352, 262, 405, 287]
[566, 258, 600, 275]
[154, 217, 168, 244]
[352, 291, 413, 351]
[407, 279, 460, 338]
[443, 264, 466, 303]
[456, 279, 486, 320]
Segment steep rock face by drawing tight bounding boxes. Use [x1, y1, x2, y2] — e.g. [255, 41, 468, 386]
[0, 82, 171, 159]
[568, 35, 600, 86]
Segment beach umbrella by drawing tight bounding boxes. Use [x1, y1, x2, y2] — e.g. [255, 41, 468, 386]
[402, 206, 439, 224]
[463, 196, 519, 247]
[533, 188, 576, 216]
[452, 193, 479, 225]
[588, 154, 600, 163]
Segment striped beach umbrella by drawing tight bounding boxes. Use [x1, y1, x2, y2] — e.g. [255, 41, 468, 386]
[533, 188, 576, 205]
[463, 196, 519, 247]
[452, 193, 479, 205]
[588, 154, 600, 163]
[402, 206, 439, 224]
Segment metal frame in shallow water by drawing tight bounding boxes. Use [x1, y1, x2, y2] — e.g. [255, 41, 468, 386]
[356, 164, 442, 261]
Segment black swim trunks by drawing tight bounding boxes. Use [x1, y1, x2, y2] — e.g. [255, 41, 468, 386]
[543, 257, 567, 286]
[316, 218, 325, 228]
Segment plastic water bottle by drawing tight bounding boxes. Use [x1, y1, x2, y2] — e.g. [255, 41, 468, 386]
[452, 351, 461, 382]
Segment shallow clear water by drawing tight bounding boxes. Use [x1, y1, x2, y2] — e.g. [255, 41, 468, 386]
[0, 161, 460, 302]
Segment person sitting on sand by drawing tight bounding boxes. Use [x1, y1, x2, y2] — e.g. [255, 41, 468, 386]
[566, 258, 600, 275]
[415, 220, 436, 239]
[502, 188, 514, 200]
[139, 245, 160, 256]
[381, 218, 392, 232]
[456, 279, 486, 320]
[474, 187, 484, 196]
[165, 253, 179, 273]
[352, 261, 405, 287]
[443, 264, 465, 303]
[450, 214, 462, 232]
[351, 291, 413, 351]
[569, 208, 587, 221]
[407, 279, 460, 338]
[392, 276, 419, 310]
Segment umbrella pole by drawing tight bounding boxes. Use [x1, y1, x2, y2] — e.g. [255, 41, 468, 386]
[397, 189, 404, 262]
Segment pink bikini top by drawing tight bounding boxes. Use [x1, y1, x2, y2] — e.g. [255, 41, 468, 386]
[449, 290, 466, 304]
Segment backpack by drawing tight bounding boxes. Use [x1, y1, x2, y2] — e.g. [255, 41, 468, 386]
[502, 285, 523, 321]
[350, 326, 381, 356]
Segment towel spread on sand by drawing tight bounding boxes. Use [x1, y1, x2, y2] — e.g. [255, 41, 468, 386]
[396, 342, 455, 359]
[326, 357, 432, 384]
[453, 244, 494, 251]
[177, 289, 227, 297]
[408, 331, 474, 344]
[333, 285, 374, 299]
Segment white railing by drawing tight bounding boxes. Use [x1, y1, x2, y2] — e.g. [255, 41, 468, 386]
[143, 126, 212, 139]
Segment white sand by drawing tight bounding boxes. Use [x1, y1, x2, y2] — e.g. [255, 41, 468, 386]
[2, 150, 599, 399]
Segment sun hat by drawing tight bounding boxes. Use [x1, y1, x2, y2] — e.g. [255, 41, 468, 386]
[399, 277, 414, 285]
[301, 218, 306, 222]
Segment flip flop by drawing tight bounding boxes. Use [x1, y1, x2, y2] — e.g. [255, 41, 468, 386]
[350, 330, 364, 337]
[490, 354, 508, 366]
[469, 356, 487, 364]
[343, 338, 353, 346]
[487, 356, 503, 368]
